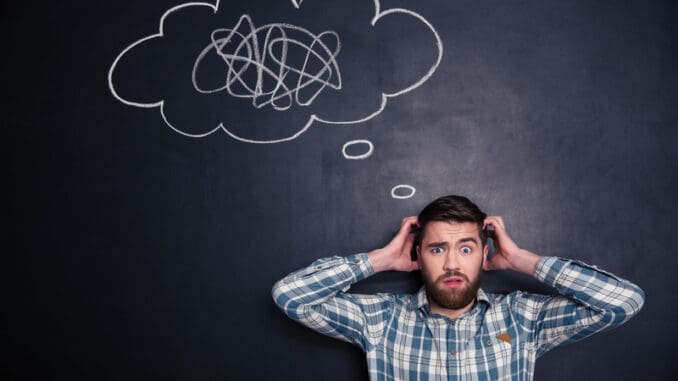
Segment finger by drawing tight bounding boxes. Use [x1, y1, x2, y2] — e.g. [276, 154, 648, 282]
[402, 216, 419, 229]
[401, 217, 420, 237]
[484, 216, 506, 233]
[492, 219, 510, 237]
[402, 233, 415, 252]
[496, 216, 505, 230]
[399, 218, 417, 236]
[483, 216, 497, 228]
[402, 215, 417, 223]
[485, 216, 502, 225]
[391, 219, 417, 248]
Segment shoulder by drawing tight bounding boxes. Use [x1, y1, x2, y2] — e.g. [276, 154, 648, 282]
[482, 289, 556, 330]
[484, 289, 553, 311]
[348, 290, 425, 315]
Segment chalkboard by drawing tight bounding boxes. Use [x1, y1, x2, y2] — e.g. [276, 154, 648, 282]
[5, 0, 676, 379]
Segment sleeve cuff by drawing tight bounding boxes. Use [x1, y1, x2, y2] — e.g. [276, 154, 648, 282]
[347, 252, 376, 280]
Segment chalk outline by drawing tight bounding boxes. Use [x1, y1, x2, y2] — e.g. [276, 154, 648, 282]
[390, 184, 416, 199]
[108, 0, 443, 143]
[342, 139, 374, 160]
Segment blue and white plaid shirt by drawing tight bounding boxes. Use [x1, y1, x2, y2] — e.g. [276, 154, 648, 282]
[272, 253, 644, 381]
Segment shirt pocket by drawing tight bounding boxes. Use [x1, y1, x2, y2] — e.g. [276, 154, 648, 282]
[461, 332, 525, 379]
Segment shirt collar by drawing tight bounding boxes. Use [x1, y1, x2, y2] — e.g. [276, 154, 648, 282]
[412, 285, 491, 314]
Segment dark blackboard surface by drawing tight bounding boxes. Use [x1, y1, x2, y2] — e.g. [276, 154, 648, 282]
[5, 0, 676, 379]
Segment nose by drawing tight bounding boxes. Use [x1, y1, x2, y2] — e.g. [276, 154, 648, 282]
[443, 252, 460, 272]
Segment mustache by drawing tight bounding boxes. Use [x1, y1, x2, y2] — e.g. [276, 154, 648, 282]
[435, 271, 469, 283]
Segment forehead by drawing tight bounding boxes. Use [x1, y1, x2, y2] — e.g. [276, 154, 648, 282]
[421, 221, 480, 243]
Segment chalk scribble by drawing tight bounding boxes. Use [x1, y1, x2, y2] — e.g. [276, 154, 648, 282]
[192, 15, 342, 111]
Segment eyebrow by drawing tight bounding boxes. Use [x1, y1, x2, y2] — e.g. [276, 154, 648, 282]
[425, 237, 478, 248]
[458, 237, 479, 245]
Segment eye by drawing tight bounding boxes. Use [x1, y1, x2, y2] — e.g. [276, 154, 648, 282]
[431, 247, 444, 254]
[460, 246, 473, 255]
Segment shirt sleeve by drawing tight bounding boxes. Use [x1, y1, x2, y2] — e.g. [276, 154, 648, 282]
[520, 256, 645, 357]
[271, 253, 394, 352]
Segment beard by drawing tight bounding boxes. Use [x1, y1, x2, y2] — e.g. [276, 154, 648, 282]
[422, 269, 482, 310]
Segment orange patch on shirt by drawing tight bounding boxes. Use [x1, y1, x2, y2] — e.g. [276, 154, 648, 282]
[496, 332, 512, 344]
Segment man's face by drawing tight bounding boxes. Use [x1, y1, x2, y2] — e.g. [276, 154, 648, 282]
[416, 221, 488, 312]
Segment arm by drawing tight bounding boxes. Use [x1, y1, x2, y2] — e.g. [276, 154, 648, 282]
[271, 217, 420, 351]
[529, 256, 645, 356]
[483, 216, 645, 357]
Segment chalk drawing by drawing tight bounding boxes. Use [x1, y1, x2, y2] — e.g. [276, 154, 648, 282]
[342, 139, 374, 160]
[192, 15, 342, 111]
[108, 0, 443, 144]
[390, 185, 416, 199]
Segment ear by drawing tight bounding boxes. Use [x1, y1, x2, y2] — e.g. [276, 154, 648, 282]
[482, 243, 489, 268]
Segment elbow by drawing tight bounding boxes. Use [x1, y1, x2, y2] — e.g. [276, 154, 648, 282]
[271, 278, 304, 319]
[628, 283, 646, 317]
[271, 279, 288, 311]
[605, 282, 646, 326]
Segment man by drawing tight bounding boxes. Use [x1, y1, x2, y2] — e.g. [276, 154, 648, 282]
[272, 195, 645, 380]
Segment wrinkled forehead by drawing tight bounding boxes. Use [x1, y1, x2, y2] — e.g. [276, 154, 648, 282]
[421, 221, 481, 243]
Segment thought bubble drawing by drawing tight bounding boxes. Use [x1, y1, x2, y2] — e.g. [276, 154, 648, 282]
[108, 0, 443, 145]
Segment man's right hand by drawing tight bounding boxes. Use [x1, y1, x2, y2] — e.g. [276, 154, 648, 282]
[368, 216, 421, 273]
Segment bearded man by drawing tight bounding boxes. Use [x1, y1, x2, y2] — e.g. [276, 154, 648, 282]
[272, 195, 644, 380]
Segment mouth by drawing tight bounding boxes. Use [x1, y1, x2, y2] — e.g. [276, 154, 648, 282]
[442, 276, 465, 288]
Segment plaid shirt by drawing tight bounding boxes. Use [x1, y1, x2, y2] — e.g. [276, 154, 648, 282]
[272, 253, 644, 381]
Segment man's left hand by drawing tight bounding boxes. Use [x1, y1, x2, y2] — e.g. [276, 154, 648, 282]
[483, 216, 541, 275]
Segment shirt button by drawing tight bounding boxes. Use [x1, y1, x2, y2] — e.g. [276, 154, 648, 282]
[354, 259, 361, 264]
[486, 339, 493, 346]
[450, 349, 457, 356]
[316, 265, 322, 270]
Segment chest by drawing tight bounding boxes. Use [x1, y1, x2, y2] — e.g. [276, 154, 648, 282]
[374, 309, 536, 380]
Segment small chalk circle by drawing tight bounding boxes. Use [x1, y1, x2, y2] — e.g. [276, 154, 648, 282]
[391, 184, 416, 199]
[342, 139, 374, 160]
